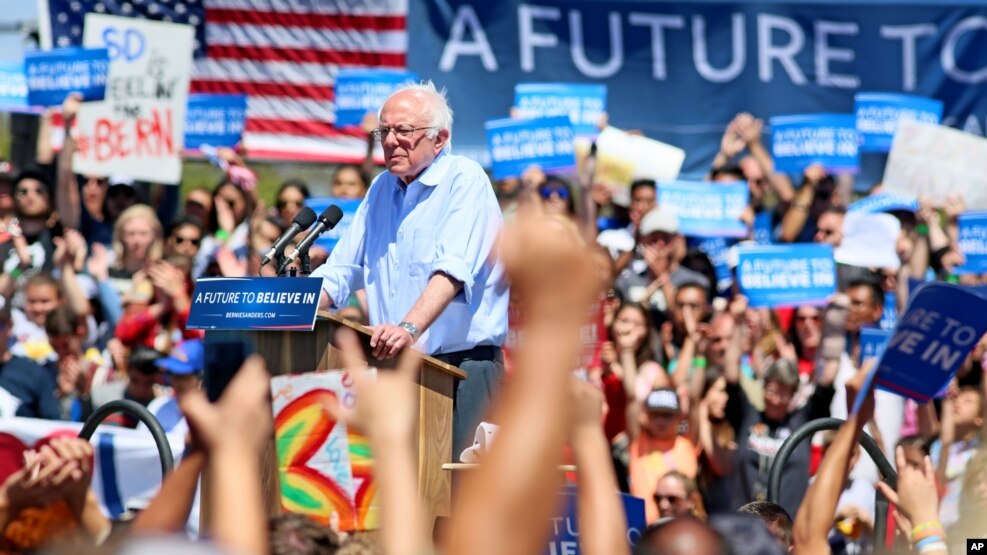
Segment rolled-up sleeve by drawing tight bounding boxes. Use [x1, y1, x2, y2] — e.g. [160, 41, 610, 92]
[429, 166, 500, 305]
[310, 197, 369, 306]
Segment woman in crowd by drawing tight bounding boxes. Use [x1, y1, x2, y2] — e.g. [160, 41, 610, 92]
[272, 179, 310, 225]
[107, 205, 164, 300]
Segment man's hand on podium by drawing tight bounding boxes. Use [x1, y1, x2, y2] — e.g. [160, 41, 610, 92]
[370, 322, 415, 360]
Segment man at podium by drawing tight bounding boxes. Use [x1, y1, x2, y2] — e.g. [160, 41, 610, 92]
[311, 81, 509, 454]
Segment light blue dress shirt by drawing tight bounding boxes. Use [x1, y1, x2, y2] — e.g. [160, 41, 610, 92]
[310, 150, 509, 355]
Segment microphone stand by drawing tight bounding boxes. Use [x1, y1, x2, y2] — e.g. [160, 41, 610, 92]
[276, 244, 314, 277]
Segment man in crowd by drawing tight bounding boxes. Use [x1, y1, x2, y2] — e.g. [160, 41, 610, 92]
[0, 305, 59, 419]
[311, 81, 508, 454]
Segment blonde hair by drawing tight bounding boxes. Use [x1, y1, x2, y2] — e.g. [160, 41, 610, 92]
[112, 204, 163, 270]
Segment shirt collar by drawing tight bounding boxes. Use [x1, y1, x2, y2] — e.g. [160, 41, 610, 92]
[417, 149, 451, 187]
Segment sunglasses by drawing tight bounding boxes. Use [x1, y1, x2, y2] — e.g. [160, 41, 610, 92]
[174, 236, 201, 246]
[539, 187, 570, 200]
[796, 315, 821, 322]
[654, 494, 686, 504]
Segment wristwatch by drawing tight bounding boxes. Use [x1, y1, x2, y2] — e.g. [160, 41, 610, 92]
[398, 321, 420, 339]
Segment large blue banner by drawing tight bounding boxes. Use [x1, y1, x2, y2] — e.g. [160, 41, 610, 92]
[854, 92, 942, 152]
[407, 1, 987, 179]
[24, 47, 109, 106]
[659, 180, 749, 238]
[955, 211, 987, 275]
[485, 116, 576, 179]
[184, 94, 248, 149]
[736, 244, 836, 307]
[514, 83, 606, 136]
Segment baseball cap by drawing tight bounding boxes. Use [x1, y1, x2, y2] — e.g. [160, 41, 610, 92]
[155, 339, 204, 375]
[639, 207, 679, 236]
[645, 388, 681, 413]
[14, 166, 52, 192]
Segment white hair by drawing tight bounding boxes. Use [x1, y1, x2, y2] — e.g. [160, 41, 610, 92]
[378, 80, 454, 150]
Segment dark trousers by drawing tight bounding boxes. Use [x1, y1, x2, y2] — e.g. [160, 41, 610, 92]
[434, 346, 505, 459]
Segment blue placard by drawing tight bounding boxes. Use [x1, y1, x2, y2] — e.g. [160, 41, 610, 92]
[880, 290, 897, 331]
[752, 211, 774, 245]
[547, 488, 645, 555]
[870, 282, 987, 403]
[514, 83, 607, 137]
[485, 116, 576, 180]
[334, 69, 418, 127]
[855, 92, 943, 152]
[770, 114, 859, 175]
[187, 277, 322, 331]
[24, 47, 109, 106]
[184, 94, 248, 149]
[691, 237, 734, 293]
[847, 192, 919, 215]
[860, 327, 891, 363]
[304, 197, 363, 253]
[736, 244, 836, 308]
[954, 212, 987, 275]
[659, 180, 749, 239]
[0, 63, 40, 114]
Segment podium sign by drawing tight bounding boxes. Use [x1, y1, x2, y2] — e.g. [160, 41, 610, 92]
[188, 277, 322, 331]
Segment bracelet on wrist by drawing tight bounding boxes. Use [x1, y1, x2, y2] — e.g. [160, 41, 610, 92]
[215, 229, 231, 242]
[915, 223, 929, 236]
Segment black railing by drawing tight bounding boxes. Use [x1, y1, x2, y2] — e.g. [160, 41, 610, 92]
[77, 399, 175, 476]
[767, 417, 898, 553]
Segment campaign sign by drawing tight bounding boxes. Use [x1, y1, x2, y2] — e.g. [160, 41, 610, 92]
[847, 193, 919, 215]
[187, 277, 322, 331]
[75, 14, 195, 183]
[871, 282, 987, 403]
[0, 63, 40, 114]
[304, 197, 363, 252]
[184, 94, 248, 149]
[547, 488, 646, 555]
[514, 83, 607, 136]
[753, 211, 773, 245]
[854, 93, 943, 152]
[860, 327, 891, 363]
[691, 237, 733, 293]
[880, 290, 897, 331]
[770, 114, 859, 175]
[485, 116, 576, 180]
[24, 47, 109, 106]
[659, 181, 748, 238]
[954, 212, 987, 275]
[736, 244, 836, 308]
[334, 69, 417, 127]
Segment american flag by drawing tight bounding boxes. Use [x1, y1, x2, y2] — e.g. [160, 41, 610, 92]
[40, 0, 406, 162]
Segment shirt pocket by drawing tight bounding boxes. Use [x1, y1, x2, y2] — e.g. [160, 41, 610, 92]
[407, 226, 437, 276]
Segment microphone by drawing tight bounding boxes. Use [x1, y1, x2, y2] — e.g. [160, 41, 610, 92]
[260, 206, 316, 267]
[278, 205, 344, 272]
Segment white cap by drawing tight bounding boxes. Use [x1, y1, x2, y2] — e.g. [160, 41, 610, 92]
[639, 207, 680, 236]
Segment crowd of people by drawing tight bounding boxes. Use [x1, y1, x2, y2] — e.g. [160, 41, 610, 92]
[0, 80, 982, 555]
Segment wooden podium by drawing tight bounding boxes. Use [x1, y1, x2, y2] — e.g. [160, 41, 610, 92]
[204, 311, 466, 532]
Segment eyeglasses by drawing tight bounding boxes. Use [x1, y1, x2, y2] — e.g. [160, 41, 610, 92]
[539, 188, 570, 200]
[796, 314, 821, 323]
[15, 186, 47, 198]
[174, 236, 201, 246]
[654, 494, 686, 504]
[371, 126, 436, 141]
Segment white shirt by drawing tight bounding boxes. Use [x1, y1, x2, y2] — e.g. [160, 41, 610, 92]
[310, 151, 509, 355]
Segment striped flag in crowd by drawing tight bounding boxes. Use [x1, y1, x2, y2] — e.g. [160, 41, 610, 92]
[39, 0, 407, 162]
